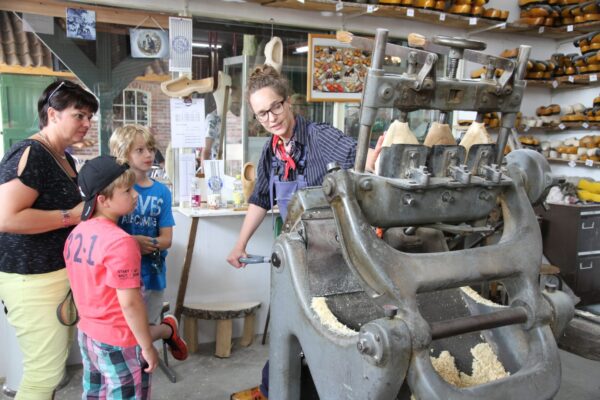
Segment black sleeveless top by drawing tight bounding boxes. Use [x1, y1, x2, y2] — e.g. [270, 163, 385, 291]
[0, 139, 80, 274]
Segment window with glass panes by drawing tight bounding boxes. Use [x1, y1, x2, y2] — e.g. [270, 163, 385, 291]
[112, 89, 150, 128]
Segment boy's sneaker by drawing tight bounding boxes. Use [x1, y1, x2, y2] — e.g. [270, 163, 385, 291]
[161, 315, 189, 361]
[230, 386, 267, 400]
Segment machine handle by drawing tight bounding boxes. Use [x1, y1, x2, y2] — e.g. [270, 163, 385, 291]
[239, 254, 270, 264]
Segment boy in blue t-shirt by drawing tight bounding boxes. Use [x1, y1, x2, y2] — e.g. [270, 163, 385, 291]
[110, 125, 175, 325]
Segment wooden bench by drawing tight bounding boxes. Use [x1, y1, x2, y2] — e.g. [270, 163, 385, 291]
[182, 301, 261, 358]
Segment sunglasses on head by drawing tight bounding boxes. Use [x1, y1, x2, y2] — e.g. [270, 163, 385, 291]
[47, 81, 79, 104]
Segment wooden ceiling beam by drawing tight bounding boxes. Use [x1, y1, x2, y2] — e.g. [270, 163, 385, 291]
[0, 0, 173, 28]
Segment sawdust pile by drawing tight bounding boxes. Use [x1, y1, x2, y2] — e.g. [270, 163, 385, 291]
[311, 297, 357, 336]
[430, 343, 509, 388]
[460, 286, 503, 307]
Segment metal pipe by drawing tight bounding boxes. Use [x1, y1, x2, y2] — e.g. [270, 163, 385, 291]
[496, 113, 517, 165]
[430, 306, 528, 340]
[355, 28, 388, 172]
[494, 45, 530, 166]
[515, 45, 531, 82]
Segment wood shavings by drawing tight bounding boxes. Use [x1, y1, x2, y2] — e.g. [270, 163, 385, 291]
[430, 343, 509, 388]
[311, 297, 357, 337]
[460, 286, 504, 307]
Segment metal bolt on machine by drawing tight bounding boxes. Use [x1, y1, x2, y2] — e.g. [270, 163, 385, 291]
[268, 28, 575, 400]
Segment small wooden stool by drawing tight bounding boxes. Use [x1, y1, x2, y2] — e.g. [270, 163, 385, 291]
[182, 301, 261, 358]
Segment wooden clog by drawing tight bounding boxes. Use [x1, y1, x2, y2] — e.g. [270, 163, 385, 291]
[413, 0, 436, 8]
[500, 48, 518, 58]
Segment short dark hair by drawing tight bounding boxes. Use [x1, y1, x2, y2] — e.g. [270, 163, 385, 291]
[37, 80, 99, 128]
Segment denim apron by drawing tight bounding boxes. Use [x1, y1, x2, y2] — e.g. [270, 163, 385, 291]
[269, 145, 307, 221]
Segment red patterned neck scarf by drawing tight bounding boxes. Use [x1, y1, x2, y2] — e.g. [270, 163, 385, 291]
[272, 135, 296, 181]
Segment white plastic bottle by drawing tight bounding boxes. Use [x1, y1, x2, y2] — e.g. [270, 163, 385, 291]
[190, 177, 202, 209]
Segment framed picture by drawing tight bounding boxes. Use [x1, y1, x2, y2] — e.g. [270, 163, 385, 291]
[66, 8, 96, 41]
[307, 33, 372, 102]
[130, 29, 169, 58]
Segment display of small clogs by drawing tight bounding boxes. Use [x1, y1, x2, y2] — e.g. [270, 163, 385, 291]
[517, 0, 600, 27]
[445, 0, 509, 21]
[543, 135, 600, 163]
[574, 32, 600, 55]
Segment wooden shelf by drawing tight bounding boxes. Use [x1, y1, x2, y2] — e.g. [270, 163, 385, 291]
[454, 122, 598, 134]
[253, 0, 509, 31]
[526, 73, 600, 89]
[520, 122, 600, 133]
[249, 0, 600, 40]
[547, 157, 600, 168]
[505, 21, 600, 40]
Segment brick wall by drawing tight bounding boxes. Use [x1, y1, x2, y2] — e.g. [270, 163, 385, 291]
[70, 80, 172, 159]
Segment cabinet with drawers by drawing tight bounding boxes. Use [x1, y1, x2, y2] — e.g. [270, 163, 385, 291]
[539, 203, 600, 305]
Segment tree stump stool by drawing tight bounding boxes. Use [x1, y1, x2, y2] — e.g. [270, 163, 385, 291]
[182, 301, 261, 358]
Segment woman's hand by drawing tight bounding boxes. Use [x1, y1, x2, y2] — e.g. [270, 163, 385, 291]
[69, 202, 84, 225]
[365, 134, 385, 173]
[227, 246, 247, 269]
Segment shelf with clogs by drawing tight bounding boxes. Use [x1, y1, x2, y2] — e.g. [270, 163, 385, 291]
[505, 20, 600, 40]
[526, 73, 600, 89]
[248, 0, 510, 31]
[248, 0, 600, 40]
[547, 157, 600, 168]
[520, 122, 600, 132]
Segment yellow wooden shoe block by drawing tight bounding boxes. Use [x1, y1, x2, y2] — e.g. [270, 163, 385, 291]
[459, 121, 492, 153]
[423, 122, 456, 146]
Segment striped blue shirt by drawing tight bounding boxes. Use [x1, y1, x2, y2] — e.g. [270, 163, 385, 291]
[249, 115, 357, 210]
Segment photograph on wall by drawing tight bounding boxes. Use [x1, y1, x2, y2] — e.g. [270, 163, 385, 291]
[307, 33, 371, 102]
[66, 8, 96, 41]
[130, 28, 169, 58]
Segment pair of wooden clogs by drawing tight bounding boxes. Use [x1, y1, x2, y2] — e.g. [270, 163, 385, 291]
[378, 0, 446, 10]
[457, 112, 501, 128]
[574, 32, 600, 54]
[560, 1, 600, 25]
[518, 0, 597, 26]
[536, 104, 561, 116]
[448, 0, 509, 20]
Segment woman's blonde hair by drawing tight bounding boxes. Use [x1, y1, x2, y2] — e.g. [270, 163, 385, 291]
[246, 64, 291, 104]
[109, 124, 156, 164]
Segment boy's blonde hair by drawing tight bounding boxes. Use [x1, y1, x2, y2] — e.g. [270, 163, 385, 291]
[109, 124, 157, 164]
[98, 169, 136, 200]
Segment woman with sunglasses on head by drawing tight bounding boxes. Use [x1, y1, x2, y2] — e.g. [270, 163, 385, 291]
[0, 80, 98, 399]
[227, 65, 380, 400]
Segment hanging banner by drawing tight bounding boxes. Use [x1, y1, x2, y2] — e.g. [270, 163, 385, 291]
[66, 8, 96, 41]
[169, 17, 192, 72]
[130, 28, 169, 58]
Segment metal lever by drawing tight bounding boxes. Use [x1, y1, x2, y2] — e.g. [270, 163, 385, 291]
[238, 254, 270, 264]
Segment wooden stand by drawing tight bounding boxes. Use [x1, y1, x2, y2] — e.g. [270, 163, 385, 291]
[182, 302, 261, 358]
[174, 214, 262, 358]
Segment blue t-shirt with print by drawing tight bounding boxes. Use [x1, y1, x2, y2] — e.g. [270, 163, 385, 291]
[119, 180, 175, 291]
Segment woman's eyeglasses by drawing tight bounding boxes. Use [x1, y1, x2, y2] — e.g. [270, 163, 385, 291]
[47, 81, 78, 104]
[255, 99, 285, 123]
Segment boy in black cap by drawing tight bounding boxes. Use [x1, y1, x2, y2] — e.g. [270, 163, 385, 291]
[64, 155, 187, 399]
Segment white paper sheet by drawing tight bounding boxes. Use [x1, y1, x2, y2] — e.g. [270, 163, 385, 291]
[170, 98, 206, 148]
[178, 152, 197, 204]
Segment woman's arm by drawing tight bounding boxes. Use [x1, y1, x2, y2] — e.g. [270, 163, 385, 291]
[0, 147, 82, 234]
[0, 178, 81, 234]
[226, 204, 268, 268]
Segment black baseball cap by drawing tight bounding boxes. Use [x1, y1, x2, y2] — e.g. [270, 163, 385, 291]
[78, 155, 130, 221]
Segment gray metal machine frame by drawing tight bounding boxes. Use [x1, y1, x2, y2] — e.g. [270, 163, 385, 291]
[269, 29, 574, 400]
